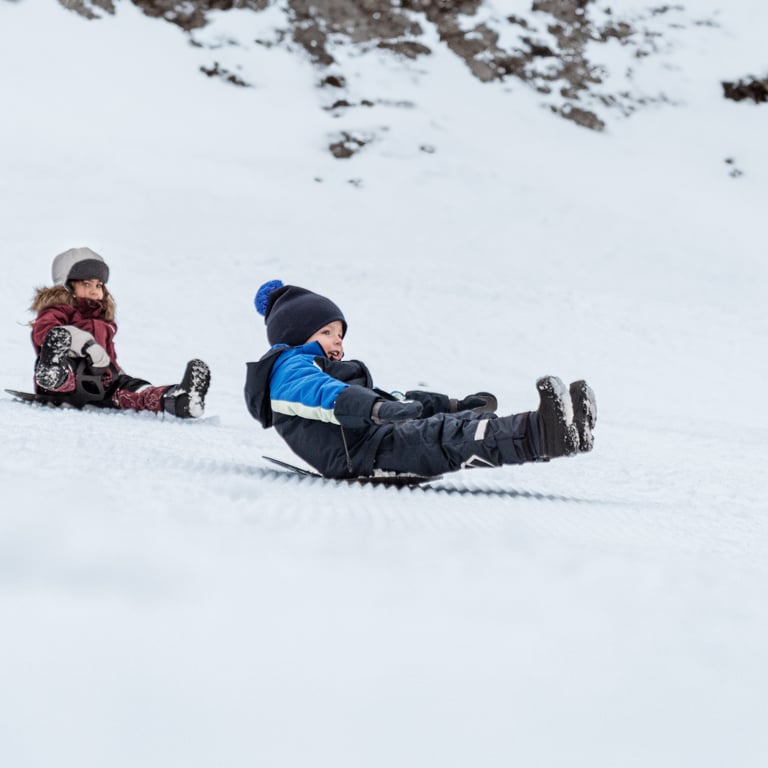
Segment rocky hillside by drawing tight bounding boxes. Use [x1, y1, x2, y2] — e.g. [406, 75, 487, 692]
[57, 0, 765, 143]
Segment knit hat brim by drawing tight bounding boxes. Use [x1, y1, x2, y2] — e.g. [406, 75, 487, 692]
[66, 258, 110, 284]
[52, 247, 110, 286]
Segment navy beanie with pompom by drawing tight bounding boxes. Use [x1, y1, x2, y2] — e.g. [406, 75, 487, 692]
[255, 279, 347, 347]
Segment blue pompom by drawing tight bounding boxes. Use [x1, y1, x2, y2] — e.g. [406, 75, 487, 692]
[255, 279, 283, 316]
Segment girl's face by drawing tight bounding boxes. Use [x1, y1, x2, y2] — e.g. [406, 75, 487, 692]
[306, 320, 344, 361]
[71, 279, 105, 301]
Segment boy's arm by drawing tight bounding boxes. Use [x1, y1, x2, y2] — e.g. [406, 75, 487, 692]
[335, 386, 422, 426]
[271, 351, 422, 426]
[270, 353, 350, 424]
[405, 390, 498, 416]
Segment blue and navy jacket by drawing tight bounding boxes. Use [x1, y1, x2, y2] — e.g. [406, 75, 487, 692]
[244, 342, 393, 478]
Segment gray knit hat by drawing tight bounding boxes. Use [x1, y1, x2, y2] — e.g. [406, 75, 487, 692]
[52, 247, 110, 286]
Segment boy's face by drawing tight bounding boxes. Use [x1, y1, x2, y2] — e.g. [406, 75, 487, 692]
[306, 320, 344, 361]
[71, 279, 105, 301]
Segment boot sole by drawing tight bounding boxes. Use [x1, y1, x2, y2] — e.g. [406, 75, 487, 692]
[181, 359, 211, 418]
[35, 327, 72, 390]
[569, 380, 597, 452]
[536, 375, 579, 458]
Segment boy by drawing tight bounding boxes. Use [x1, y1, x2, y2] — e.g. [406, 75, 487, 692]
[245, 280, 596, 480]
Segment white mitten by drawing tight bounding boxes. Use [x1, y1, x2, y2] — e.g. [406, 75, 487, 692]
[61, 325, 95, 354]
[82, 341, 110, 372]
[61, 325, 110, 371]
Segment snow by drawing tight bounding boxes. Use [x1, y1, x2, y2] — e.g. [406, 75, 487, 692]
[2, 1, 767, 766]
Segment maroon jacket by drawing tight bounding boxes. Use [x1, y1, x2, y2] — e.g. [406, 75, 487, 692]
[31, 285, 120, 368]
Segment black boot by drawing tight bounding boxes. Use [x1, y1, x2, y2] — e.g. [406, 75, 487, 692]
[35, 326, 72, 390]
[163, 359, 211, 418]
[569, 380, 597, 452]
[536, 375, 579, 459]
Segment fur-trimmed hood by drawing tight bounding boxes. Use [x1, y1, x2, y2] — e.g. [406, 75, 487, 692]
[31, 285, 116, 321]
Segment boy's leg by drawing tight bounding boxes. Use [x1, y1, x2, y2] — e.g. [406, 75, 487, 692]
[374, 411, 540, 476]
[374, 376, 580, 476]
[536, 375, 580, 458]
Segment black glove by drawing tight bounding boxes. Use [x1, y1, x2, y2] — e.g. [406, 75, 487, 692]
[450, 392, 498, 414]
[404, 390, 451, 417]
[371, 399, 423, 424]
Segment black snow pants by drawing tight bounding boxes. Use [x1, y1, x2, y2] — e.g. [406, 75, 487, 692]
[373, 410, 541, 476]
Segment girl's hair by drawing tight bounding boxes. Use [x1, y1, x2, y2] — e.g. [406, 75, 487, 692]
[30, 282, 116, 321]
[97, 284, 116, 320]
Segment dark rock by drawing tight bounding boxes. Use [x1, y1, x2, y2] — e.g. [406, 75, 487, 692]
[376, 40, 432, 59]
[199, 62, 251, 87]
[321, 74, 346, 88]
[722, 77, 768, 104]
[557, 103, 605, 131]
[329, 131, 369, 158]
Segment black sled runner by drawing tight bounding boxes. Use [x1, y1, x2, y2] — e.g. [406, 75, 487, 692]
[262, 456, 442, 488]
[4, 388, 87, 408]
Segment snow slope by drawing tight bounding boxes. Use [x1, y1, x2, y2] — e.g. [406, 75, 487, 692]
[1, 2, 767, 766]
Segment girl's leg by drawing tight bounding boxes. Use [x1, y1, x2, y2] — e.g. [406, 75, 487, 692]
[112, 384, 169, 413]
[111, 360, 210, 417]
[110, 373, 163, 412]
[36, 365, 76, 394]
[34, 327, 75, 391]
[161, 359, 211, 418]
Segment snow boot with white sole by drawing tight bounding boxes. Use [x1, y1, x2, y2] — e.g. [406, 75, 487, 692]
[536, 375, 580, 459]
[162, 359, 211, 418]
[569, 380, 597, 452]
[35, 326, 73, 390]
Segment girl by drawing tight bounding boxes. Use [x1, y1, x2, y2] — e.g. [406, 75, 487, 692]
[31, 247, 210, 417]
[245, 280, 596, 479]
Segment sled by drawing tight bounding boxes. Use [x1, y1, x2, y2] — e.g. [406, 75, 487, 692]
[262, 456, 442, 488]
[4, 388, 84, 408]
